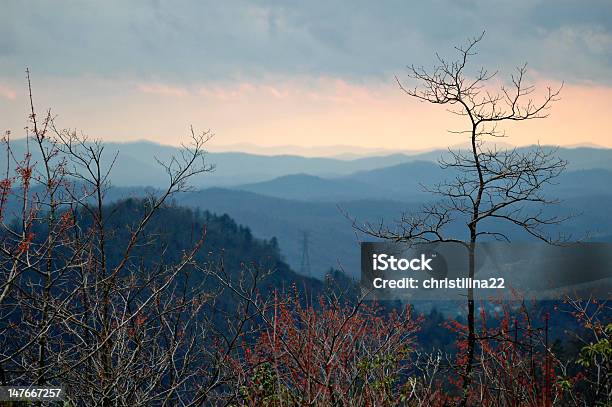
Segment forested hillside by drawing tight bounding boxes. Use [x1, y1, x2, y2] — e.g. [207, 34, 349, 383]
[85, 197, 320, 294]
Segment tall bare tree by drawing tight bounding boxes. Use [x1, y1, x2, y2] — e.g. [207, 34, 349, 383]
[352, 32, 567, 406]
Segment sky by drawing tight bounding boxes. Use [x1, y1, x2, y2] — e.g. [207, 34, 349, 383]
[1, 0, 611, 154]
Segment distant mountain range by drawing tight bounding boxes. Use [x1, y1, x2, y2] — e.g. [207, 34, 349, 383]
[3, 138, 612, 188]
[234, 162, 612, 202]
[3, 138, 611, 279]
[205, 142, 427, 159]
[233, 161, 446, 202]
[173, 188, 612, 279]
[205, 140, 606, 159]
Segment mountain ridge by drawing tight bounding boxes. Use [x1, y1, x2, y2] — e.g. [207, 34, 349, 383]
[3, 138, 612, 189]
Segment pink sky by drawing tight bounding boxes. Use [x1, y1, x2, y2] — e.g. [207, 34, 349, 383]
[1, 74, 610, 154]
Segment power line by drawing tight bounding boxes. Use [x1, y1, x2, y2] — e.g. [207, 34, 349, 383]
[299, 230, 311, 277]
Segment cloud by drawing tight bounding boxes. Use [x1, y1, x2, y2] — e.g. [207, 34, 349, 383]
[136, 83, 188, 97]
[1, 1, 611, 85]
[0, 1, 610, 152]
[196, 77, 380, 105]
[199, 83, 256, 100]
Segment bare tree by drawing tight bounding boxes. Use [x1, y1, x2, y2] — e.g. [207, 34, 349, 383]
[350, 32, 567, 406]
[0, 71, 277, 406]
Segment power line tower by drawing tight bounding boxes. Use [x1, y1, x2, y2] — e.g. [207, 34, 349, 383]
[299, 230, 311, 277]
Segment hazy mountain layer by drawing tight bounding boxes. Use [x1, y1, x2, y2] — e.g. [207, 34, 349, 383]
[3, 139, 612, 188]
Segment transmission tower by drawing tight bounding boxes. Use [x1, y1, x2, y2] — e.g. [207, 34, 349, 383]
[299, 231, 311, 277]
